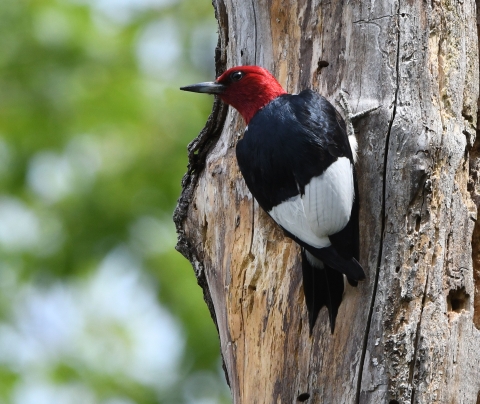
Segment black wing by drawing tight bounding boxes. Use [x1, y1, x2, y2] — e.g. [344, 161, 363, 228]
[236, 89, 354, 213]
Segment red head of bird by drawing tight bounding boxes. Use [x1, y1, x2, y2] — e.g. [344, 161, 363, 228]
[180, 66, 286, 124]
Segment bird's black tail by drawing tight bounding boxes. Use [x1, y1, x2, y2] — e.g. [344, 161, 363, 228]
[301, 249, 344, 334]
[307, 244, 365, 281]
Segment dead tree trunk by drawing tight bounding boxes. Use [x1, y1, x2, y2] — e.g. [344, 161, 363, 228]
[174, 1, 480, 403]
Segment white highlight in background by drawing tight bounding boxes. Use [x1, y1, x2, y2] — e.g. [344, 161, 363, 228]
[0, 245, 184, 402]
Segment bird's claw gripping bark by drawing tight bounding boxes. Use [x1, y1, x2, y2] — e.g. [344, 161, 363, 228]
[336, 91, 380, 139]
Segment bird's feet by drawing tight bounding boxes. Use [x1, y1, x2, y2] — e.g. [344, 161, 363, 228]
[336, 90, 380, 137]
[336, 91, 380, 162]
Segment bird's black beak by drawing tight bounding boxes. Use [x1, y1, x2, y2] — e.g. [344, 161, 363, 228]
[180, 81, 226, 95]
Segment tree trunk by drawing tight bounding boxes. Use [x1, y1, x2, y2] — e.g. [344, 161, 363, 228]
[174, 1, 480, 403]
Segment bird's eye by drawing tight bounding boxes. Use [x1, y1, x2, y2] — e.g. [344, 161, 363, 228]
[230, 71, 244, 82]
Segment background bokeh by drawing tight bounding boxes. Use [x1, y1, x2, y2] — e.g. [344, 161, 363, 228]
[0, 0, 231, 403]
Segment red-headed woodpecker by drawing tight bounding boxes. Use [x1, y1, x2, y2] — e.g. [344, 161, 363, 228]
[181, 66, 368, 333]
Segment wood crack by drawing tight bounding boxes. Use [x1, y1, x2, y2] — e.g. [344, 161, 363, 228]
[355, 2, 402, 402]
[409, 268, 429, 403]
[251, 0, 258, 64]
[353, 14, 398, 24]
[408, 175, 433, 402]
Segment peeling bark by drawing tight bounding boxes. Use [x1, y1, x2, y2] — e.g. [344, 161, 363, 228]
[174, 1, 480, 403]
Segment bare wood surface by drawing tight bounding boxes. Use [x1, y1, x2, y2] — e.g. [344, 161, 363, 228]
[174, 1, 480, 403]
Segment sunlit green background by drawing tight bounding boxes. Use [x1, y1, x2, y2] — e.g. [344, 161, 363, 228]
[0, 0, 230, 403]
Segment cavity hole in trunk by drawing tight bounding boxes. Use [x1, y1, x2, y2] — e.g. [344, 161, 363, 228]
[447, 287, 470, 313]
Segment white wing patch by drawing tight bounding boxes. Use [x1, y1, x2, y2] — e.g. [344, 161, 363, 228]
[269, 157, 354, 249]
[348, 135, 358, 163]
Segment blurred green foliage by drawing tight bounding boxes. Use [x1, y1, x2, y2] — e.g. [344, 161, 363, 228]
[0, 0, 230, 403]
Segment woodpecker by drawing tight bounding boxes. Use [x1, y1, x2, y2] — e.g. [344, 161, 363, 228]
[181, 66, 370, 333]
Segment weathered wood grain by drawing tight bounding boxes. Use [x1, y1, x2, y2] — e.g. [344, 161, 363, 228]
[174, 1, 480, 403]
